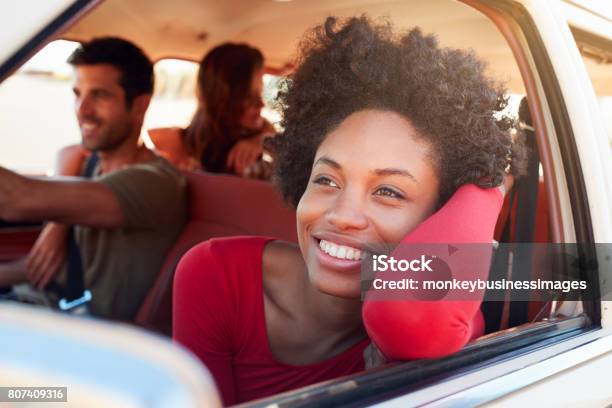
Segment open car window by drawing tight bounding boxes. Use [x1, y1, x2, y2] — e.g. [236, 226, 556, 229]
[0, 40, 80, 174]
[0, 47, 285, 174]
[143, 59, 283, 149]
[0, 0, 610, 407]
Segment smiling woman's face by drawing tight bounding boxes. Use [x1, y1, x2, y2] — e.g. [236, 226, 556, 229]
[296, 109, 440, 298]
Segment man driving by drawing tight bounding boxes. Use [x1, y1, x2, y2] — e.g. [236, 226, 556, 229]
[0, 37, 186, 320]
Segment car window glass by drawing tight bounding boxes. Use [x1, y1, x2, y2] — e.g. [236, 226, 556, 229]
[0, 40, 80, 174]
[568, 29, 612, 153]
[142, 59, 283, 148]
[0, 49, 284, 173]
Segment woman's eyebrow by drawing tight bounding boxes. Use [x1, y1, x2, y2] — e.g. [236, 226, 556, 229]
[372, 168, 417, 183]
[313, 156, 341, 169]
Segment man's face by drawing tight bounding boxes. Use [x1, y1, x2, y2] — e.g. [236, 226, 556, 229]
[72, 64, 134, 151]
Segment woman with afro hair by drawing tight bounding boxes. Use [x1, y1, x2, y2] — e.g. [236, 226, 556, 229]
[173, 16, 526, 405]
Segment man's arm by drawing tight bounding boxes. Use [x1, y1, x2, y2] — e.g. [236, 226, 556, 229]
[0, 258, 27, 286]
[0, 166, 123, 228]
[26, 144, 90, 289]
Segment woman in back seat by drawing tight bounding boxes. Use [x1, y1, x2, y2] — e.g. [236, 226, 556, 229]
[150, 42, 276, 176]
[173, 16, 526, 405]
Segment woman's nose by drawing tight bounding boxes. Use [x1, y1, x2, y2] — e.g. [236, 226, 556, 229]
[325, 192, 368, 231]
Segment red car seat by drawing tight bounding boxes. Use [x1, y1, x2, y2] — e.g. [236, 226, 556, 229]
[135, 171, 297, 335]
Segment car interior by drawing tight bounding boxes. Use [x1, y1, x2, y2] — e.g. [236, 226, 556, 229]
[0, 0, 604, 406]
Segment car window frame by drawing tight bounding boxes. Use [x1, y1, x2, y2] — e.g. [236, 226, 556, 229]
[238, 0, 605, 404]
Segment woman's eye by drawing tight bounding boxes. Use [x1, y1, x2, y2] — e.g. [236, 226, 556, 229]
[374, 186, 404, 199]
[313, 176, 339, 188]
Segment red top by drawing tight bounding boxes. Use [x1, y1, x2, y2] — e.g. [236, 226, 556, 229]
[173, 236, 369, 405]
[173, 184, 503, 405]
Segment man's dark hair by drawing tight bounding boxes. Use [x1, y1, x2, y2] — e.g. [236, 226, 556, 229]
[269, 16, 527, 207]
[68, 37, 154, 106]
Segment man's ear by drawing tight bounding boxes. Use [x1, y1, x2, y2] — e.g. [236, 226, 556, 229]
[130, 94, 152, 121]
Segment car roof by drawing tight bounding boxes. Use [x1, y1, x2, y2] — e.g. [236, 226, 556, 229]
[62, 0, 526, 92]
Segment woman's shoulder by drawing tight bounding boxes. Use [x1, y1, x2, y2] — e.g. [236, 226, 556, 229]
[181, 236, 273, 269]
[176, 236, 281, 283]
[148, 127, 183, 149]
[175, 236, 276, 303]
[148, 127, 203, 171]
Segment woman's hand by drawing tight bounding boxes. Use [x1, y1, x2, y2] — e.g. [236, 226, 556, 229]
[243, 159, 273, 180]
[499, 174, 514, 197]
[176, 156, 203, 172]
[226, 137, 264, 176]
[26, 222, 69, 289]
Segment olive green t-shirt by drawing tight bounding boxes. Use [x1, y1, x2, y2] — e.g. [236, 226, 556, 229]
[55, 155, 187, 320]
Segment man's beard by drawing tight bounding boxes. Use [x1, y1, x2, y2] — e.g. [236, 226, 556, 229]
[81, 117, 133, 152]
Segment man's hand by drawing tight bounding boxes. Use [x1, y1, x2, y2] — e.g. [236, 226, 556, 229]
[226, 137, 263, 176]
[26, 223, 69, 289]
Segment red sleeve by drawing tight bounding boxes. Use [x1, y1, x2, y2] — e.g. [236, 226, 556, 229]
[173, 240, 238, 406]
[362, 184, 503, 360]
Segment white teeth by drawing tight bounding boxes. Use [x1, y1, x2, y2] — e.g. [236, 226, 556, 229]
[81, 123, 97, 131]
[346, 248, 354, 259]
[318, 239, 362, 261]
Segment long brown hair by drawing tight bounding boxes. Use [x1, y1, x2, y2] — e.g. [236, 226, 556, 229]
[183, 43, 264, 171]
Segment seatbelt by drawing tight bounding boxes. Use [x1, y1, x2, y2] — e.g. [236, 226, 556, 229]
[482, 127, 540, 332]
[482, 188, 516, 333]
[57, 152, 99, 314]
[507, 133, 540, 328]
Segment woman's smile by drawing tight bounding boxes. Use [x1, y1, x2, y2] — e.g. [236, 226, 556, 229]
[311, 231, 371, 274]
[296, 109, 440, 298]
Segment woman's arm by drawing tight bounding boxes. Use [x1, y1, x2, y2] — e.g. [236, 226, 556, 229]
[149, 127, 202, 171]
[54, 144, 89, 176]
[227, 119, 277, 176]
[362, 184, 504, 360]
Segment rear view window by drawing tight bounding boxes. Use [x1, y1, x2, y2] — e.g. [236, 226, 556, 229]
[142, 59, 283, 148]
[0, 45, 285, 174]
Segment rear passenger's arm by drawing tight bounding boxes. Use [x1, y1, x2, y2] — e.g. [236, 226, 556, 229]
[55, 144, 89, 176]
[0, 166, 123, 228]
